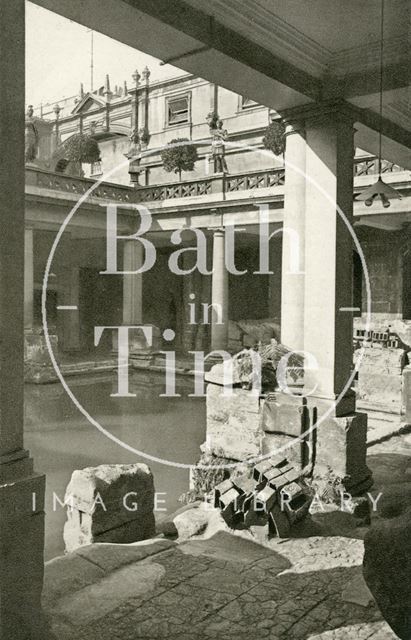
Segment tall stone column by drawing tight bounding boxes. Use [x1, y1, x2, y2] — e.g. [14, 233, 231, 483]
[280, 123, 306, 351]
[123, 240, 143, 324]
[302, 105, 370, 493]
[303, 107, 355, 411]
[24, 227, 34, 329]
[0, 1, 46, 638]
[211, 229, 229, 351]
[270, 103, 370, 494]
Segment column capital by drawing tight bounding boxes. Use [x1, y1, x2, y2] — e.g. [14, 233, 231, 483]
[207, 226, 225, 235]
[284, 121, 306, 138]
[281, 100, 356, 130]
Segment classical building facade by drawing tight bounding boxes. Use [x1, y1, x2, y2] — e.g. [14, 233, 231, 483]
[27, 71, 411, 360]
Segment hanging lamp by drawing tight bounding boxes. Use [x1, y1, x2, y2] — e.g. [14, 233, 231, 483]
[357, 0, 402, 208]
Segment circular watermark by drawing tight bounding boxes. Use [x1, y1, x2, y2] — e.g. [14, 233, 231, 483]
[42, 139, 372, 471]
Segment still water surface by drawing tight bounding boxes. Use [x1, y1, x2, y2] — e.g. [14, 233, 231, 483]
[25, 371, 206, 560]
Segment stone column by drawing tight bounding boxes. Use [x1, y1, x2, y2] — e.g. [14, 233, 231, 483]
[303, 107, 355, 412]
[280, 123, 306, 351]
[211, 229, 229, 351]
[270, 104, 370, 494]
[302, 105, 370, 493]
[0, 1, 46, 637]
[24, 227, 34, 330]
[123, 240, 143, 325]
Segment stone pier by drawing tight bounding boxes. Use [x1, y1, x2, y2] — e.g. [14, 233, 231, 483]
[0, 1, 46, 637]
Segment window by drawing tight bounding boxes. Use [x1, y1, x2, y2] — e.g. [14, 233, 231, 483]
[167, 95, 189, 126]
[241, 96, 259, 109]
[90, 160, 102, 176]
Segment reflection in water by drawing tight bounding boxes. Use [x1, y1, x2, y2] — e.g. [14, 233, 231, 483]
[25, 371, 206, 560]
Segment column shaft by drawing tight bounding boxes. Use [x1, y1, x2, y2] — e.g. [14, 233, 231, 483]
[24, 228, 34, 330]
[281, 126, 306, 351]
[123, 241, 143, 324]
[0, 0, 25, 456]
[211, 230, 229, 351]
[303, 113, 355, 410]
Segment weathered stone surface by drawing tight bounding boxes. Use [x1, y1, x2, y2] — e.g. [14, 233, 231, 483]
[261, 393, 307, 437]
[173, 508, 209, 540]
[205, 361, 241, 387]
[205, 384, 263, 461]
[315, 412, 372, 494]
[63, 464, 155, 552]
[341, 572, 374, 607]
[354, 346, 407, 374]
[354, 346, 407, 413]
[363, 506, 411, 639]
[357, 372, 403, 413]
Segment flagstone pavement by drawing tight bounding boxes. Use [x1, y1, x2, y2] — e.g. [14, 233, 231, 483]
[43, 432, 411, 640]
[44, 527, 401, 640]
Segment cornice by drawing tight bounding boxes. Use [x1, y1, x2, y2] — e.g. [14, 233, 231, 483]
[203, 0, 329, 78]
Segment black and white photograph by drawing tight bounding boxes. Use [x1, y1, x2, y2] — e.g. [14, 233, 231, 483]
[0, 1, 410, 638]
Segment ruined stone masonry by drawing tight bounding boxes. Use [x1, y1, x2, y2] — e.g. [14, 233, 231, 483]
[63, 463, 155, 552]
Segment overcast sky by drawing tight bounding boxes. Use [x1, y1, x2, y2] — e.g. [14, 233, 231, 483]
[26, 1, 183, 108]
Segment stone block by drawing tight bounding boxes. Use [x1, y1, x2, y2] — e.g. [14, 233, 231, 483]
[205, 384, 263, 461]
[357, 372, 403, 412]
[205, 361, 241, 387]
[262, 433, 302, 467]
[354, 346, 406, 375]
[173, 507, 209, 540]
[63, 463, 155, 552]
[261, 392, 307, 437]
[315, 411, 371, 493]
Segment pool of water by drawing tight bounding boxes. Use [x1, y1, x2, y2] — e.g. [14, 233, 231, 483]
[24, 371, 206, 561]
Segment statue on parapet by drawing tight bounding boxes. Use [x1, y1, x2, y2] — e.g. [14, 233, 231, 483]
[207, 111, 228, 174]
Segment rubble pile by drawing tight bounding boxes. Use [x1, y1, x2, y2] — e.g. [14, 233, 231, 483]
[214, 456, 312, 538]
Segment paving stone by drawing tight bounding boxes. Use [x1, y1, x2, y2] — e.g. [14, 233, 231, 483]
[74, 538, 174, 573]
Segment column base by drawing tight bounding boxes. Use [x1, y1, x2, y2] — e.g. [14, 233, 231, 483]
[314, 411, 373, 496]
[261, 391, 372, 496]
[0, 470, 46, 640]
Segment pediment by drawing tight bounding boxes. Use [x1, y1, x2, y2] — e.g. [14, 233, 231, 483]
[71, 93, 106, 115]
